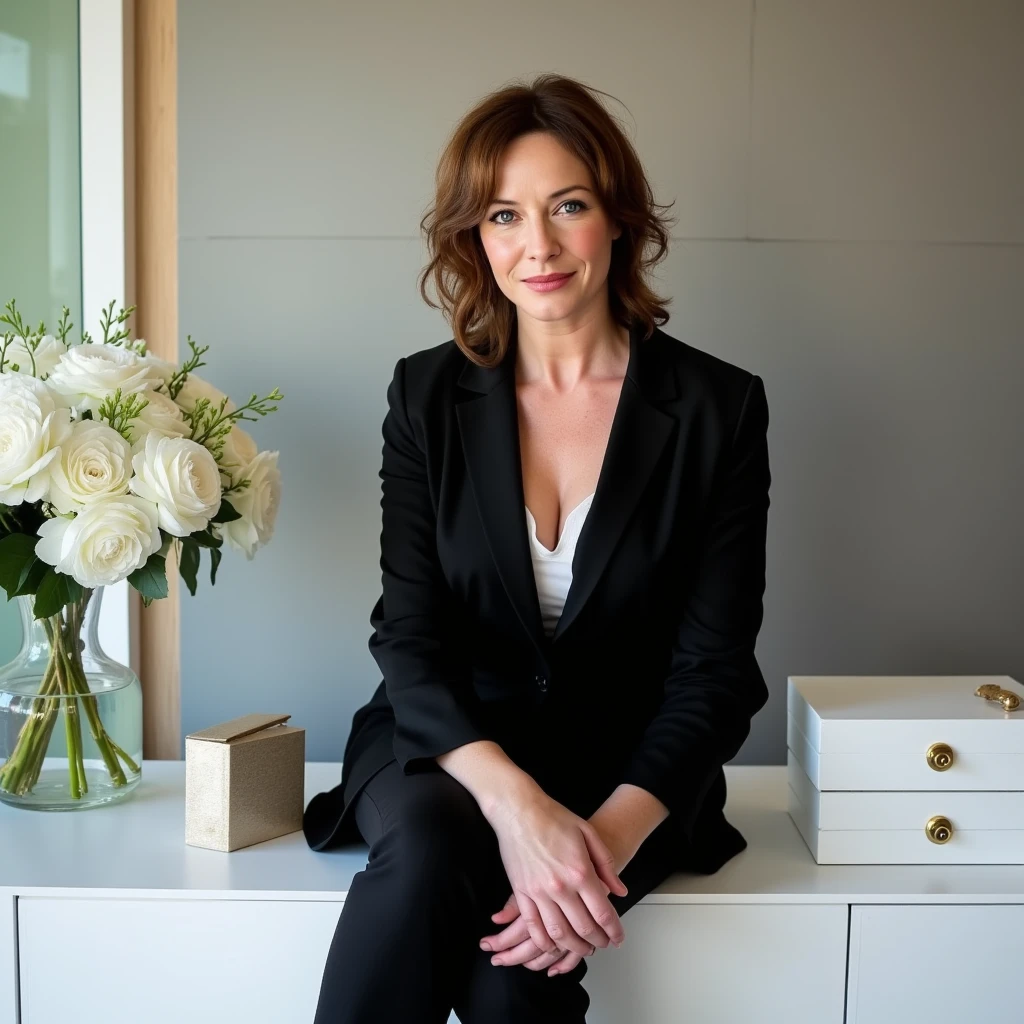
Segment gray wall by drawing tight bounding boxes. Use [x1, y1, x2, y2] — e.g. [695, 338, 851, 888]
[0, 0, 81, 664]
[177, 0, 1024, 764]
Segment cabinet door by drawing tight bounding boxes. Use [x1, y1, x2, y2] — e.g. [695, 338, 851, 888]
[847, 905, 1024, 1024]
[1, 893, 14, 1024]
[18, 897, 345, 1023]
[579, 904, 848, 1024]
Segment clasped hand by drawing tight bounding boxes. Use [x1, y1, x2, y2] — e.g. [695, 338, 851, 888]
[480, 792, 629, 978]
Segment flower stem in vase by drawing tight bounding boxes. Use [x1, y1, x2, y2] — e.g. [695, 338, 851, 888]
[0, 659, 61, 795]
[64, 594, 136, 783]
[50, 613, 87, 799]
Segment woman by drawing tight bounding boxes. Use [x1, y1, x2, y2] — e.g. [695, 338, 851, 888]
[304, 73, 771, 1023]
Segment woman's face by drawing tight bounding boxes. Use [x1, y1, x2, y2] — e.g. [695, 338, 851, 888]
[477, 131, 621, 328]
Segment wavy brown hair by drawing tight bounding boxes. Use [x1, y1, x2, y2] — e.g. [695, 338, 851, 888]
[417, 73, 676, 368]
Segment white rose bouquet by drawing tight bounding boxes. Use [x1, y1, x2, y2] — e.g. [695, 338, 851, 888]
[0, 299, 283, 804]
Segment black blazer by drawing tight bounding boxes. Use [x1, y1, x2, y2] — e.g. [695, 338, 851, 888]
[304, 318, 771, 874]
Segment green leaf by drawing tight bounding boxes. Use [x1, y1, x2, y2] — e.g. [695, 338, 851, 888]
[189, 529, 222, 549]
[0, 534, 38, 597]
[128, 552, 168, 602]
[13, 557, 49, 598]
[33, 570, 84, 619]
[209, 545, 222, 587]
[210, 499, 241, 524]
[179, 537, 200, 597]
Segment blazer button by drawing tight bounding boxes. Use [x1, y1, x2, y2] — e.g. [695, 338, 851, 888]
[534, 674, 549, 692]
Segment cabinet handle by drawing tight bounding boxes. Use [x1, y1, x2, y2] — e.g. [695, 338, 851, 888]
[926, 742, 955, 771]
[926, 815, 954, 844]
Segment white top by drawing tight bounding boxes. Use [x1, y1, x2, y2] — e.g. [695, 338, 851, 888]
[2, 762, 1022, 903]
[524, 492, 596, 635]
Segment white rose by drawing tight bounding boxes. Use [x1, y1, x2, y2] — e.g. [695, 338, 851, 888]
[35, 494, 162, 589]
[174, 373, 237, 418]
[137, 350, 178, 388]
[220, 450, 281, 560]
[125, 388, 190, 449]
[2, 334, 68, 378]
[0, 372, 73, 505]
[218, 423, 258, 475]
[46, 342, 163, 416]
[46, 419, 133, 514]
[128, 432, 222, 536]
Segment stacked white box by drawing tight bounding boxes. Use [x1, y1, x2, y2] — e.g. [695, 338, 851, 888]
[786, 675, 1024, 864]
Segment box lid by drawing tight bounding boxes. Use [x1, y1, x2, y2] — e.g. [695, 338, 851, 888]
[186, 713, 293, 744]
[788, 676, 1024, 754]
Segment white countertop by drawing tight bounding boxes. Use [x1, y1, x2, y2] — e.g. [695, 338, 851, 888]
[1, 763, 1022, 904]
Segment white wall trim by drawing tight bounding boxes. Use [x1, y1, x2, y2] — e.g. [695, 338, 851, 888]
[79, 0, 133, 666]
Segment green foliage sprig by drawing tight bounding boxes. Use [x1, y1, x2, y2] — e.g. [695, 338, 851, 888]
[96, 387, 151, 444]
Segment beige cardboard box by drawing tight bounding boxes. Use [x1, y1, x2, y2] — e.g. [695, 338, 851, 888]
[185, 713, 305, 852]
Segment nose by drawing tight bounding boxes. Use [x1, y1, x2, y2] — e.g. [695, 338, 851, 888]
[525, 215, 559, 264]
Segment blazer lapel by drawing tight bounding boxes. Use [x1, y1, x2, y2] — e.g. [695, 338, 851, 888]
[456, 319, 678, 657]
[456, 339, 549, 661]
[551, 321, 676, 642]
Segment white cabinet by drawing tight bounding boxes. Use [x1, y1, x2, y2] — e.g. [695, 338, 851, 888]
[18, 897, 344, 1024]
[5, 764, 1024, 1024]
[846, 905, 1024, 1024]
[583, 904, 848, 1024]
[1, 895, 14, 1024]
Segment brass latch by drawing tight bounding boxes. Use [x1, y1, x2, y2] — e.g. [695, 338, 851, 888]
[975, 684, 1021, 712]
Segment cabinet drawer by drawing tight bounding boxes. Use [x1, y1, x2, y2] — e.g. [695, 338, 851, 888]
[18, 897, 344, 1024]
[787, 675, 1024, 791]
[788, 712, 1024, 791]
[582, 904, 848, 1024]
[847, 905, 1024, 1024]
[788, 767, 1024, 864]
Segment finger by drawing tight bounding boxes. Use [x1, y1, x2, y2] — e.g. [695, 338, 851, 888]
[580, 825, 628, 897]
[555, 888, 613, 949]
[490, 937, 552, 967]
[535, 894, 594, 958]
[480, 918, 531, 953]
[578, 884, 625, 947]
[490, 900, 519, 924]
[524, 946, 574, 972]
[516, 892, 558, 955]
[546, 949, 588, 977]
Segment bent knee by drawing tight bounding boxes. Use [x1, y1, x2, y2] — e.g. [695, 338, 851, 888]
[374, 773, 495, 874]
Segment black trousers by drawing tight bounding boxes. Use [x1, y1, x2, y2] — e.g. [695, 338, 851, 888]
[312, 758, 686, 1023]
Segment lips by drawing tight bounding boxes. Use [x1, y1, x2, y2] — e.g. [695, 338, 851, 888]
[521, 272, 576, 293]
[522, 273, 574, 283]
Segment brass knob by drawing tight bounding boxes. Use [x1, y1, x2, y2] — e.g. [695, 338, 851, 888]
[926, 815, 954, 844]
[926, 742, 955, 771]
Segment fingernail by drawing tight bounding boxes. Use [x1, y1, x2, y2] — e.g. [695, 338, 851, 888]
[491, 956, 501, 965]
[479, 941, 491, 951]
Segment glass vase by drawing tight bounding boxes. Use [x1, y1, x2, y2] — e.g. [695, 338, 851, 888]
[0, 586, 142, 810]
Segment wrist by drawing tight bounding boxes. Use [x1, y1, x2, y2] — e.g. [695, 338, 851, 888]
[588, 809, 639, 874]
[478, 772, 548, 826]
[434, 741, 546, 825]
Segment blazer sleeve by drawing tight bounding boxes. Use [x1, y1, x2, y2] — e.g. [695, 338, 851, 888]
[618, 373, 771, 841]
[367, 356, 490, 773]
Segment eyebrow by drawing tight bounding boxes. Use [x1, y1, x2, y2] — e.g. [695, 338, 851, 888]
[489, 185, 593, 206]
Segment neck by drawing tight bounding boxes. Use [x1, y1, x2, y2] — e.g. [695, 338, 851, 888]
[514, 309, 628, 391]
